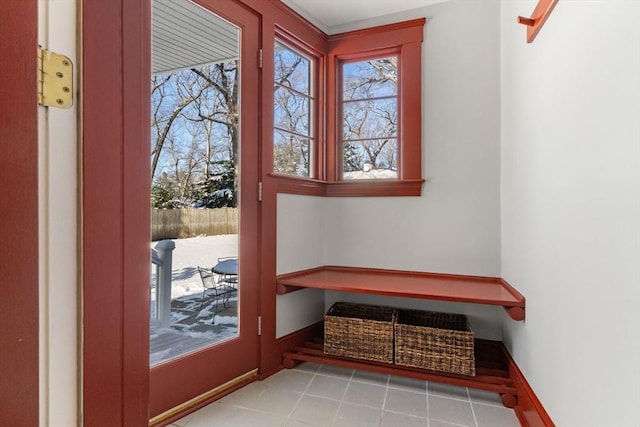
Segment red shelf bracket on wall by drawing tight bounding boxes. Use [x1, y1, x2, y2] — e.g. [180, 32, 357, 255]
[517, 0, 559, 43]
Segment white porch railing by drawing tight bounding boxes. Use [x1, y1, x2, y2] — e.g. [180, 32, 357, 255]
[150, 240, 175, 328]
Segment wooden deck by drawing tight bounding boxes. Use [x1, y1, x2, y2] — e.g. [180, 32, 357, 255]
[150, 296, 238, 365]
[150, 330, 224, 365]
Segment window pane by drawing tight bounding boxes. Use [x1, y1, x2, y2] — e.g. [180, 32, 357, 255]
[274, 86, 310, 136]
[275, 42, 310, 95]
[274, 130, 310, 176]
[274, 40, 313, 177]
[343, 98, 397, 140]
[341, 56, 398, 181]
[343, 57, 397, 100]
[343, 139, 398, 179]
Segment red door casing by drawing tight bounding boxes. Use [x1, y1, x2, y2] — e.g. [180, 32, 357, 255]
[147, 0, 261, 418]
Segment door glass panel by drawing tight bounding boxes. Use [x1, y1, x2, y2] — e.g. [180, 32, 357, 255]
[149, 0, 240, 366]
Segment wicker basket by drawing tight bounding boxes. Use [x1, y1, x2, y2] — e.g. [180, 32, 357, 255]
[395, 309, 475, 376]
[324, 302, 397, 364]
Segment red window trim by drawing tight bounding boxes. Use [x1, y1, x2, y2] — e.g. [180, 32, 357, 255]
[274, 18, 426, 197]
[272, 173, 424, 197]
[271, 172, 326, 196]
[274, 28, 325, 180]
[336, 49, 400, 182]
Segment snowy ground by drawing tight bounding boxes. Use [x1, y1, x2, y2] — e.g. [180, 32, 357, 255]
[150, 235, 239, 364]
[154, 234, 238, 299]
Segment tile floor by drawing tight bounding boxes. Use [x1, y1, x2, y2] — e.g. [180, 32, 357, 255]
[170, 362, 520, 427]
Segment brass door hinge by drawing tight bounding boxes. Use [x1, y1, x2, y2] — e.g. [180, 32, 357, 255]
[38, 46, 73, 108]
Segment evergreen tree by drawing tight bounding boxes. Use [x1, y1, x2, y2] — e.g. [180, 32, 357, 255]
[343, 141, 364, 172]
[196, 159, 236, 208]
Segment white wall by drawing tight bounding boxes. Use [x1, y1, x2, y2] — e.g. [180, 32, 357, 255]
[276, 194, 326, 337]
[277, 0, 504, 339]
[38, 0, 78, 425]
[500, 1, 640, 425]
[324, 0, 501, 276]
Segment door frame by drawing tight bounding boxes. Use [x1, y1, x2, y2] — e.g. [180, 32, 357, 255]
[82, 0, 269, 424]
[0, 1, 39, 426]
[82, 0, 151, 425]
[82, 0, 322, 423]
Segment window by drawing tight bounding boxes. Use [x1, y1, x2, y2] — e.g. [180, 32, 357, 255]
[326, 19, 425, 196]
[341, 55, 399, 180]
[272, 18, 425, 197]
[273, 41, 315, 177]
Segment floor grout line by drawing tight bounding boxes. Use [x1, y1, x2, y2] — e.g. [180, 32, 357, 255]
[429, 393, 477, 404]
[426, 380, 430, 427]
[285, 367, 317, 420]
[381, 372, 390, 417]
[331, 367, 354, 426]
[467, 387, 480, 427]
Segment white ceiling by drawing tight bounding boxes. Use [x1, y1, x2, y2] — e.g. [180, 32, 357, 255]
[151, 0, 446, 74]
[281, 0, 448, 33]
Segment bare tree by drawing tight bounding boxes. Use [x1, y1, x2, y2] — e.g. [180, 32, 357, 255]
[187, 62, 239, 202]
[342, 57, 398, 173]
[273, 44, 311, 176]
[189, 62, 239, 165]
[151, 74, 200, 179]
[151, 60, 240, 208]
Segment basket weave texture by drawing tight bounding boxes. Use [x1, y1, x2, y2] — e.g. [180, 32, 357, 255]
[324, 302, 396, 364]
[395, 309, 475, 376]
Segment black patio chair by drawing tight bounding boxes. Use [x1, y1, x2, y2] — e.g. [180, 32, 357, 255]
[197, 266, 235, 319]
